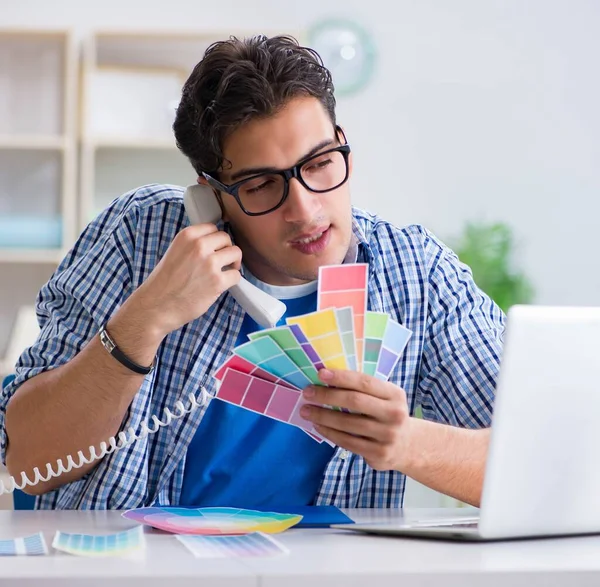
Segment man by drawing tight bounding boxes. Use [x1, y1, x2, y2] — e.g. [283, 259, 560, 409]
[0, 35, 503, 510]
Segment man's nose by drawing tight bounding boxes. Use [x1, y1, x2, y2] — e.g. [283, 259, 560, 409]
[281, 178, 322, 223]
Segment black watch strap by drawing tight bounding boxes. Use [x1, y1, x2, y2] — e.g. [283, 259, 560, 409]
[99, 324, 155, 375]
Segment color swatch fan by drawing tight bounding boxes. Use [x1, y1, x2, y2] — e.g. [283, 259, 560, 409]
[122, 507, 302, 535]
[213, 263, 412, 441]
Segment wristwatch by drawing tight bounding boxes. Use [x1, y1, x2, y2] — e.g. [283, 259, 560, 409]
[99, 324, 155, 375]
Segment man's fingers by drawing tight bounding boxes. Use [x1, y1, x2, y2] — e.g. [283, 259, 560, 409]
[212, 246, 243, 272]
[301, 405, 384, 441]
[180, 223, 220, 238]
[198, 228, 235, 253]
[179, 224, 235, 254]
[317, 369, 394, 400]
[312, 423, 377, 456]
[303, 387, 387, 420]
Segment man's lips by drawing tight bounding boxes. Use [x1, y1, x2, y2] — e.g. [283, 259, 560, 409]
[288, 226, 332, 255]
[289, 225, 331, 245]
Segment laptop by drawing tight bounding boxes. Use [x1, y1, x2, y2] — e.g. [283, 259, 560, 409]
[333, 305, 600, 541]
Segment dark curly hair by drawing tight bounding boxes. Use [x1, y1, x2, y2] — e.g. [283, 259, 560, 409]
[173, 34, 336, 176]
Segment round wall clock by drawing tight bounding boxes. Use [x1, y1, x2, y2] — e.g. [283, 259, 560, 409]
[307, 18, 377, 96]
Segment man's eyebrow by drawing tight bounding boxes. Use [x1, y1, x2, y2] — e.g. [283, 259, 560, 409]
[229, 137, 335, 182]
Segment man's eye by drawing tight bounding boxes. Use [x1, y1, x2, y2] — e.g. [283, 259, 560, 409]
[246, 180, 273, 194]
[306, 158, 333, 172]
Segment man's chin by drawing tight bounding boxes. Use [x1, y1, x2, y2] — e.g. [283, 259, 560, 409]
[289, 254, 347, 282]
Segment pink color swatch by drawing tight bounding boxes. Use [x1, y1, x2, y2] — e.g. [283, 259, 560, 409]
[215, 368, 323, 439]
[214, 354, 297, 389]
[318, 264, 369, 371]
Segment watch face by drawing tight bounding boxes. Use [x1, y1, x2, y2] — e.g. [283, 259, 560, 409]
[307, 19, 376, 96]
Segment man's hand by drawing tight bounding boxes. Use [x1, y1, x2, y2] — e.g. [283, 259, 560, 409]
[300, 369, 413, 472]
[301, 368, 490, 506]
[130, 224, 242, 339]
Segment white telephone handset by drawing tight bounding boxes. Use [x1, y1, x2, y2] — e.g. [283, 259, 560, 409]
[183, 184, 286, 329]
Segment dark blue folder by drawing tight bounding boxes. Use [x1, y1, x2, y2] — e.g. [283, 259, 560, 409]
[267, 505, 354, 528]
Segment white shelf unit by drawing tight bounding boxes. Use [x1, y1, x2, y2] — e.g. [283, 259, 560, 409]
[79, 32, 217, 228]
[78, 29, 302, 230]
[0, 29, 77, 375]
[0, 29, 77, 261]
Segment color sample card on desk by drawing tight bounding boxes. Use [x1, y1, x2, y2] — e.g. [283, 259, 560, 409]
[52, 525, 145, 557]
[176, 532, 289, 558]
[122, 507, 302, 535]
[0, 532, 48, 556]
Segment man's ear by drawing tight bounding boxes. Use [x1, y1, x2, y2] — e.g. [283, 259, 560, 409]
[197, 176, 229, 222]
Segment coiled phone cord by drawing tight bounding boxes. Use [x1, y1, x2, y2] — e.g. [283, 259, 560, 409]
[0, 391, 203, 496]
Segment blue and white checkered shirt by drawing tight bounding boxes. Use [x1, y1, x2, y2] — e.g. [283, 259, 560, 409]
[0, 184, 505, 509]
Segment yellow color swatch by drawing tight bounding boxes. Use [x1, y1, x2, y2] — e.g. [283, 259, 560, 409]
[287, 309, 348, 370]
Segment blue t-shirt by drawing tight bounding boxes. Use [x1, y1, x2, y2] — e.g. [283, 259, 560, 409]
[179, 277, 334, 508]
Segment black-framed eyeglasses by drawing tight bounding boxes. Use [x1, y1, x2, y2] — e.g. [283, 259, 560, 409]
[201, 128, 351, 216]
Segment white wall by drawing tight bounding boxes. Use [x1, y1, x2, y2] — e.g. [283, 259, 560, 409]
[3, 0, 599, 305]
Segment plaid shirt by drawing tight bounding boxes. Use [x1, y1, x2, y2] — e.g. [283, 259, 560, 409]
[0, 184, 504, 509]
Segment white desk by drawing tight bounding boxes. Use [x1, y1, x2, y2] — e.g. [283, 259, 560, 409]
[1, 508, 600, 586]
[0, 466, 13, 510]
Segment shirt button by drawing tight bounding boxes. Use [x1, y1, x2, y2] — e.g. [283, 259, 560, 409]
[339, 450, 350, 460]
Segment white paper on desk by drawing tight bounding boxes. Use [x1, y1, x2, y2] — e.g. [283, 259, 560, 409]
[176, 532, 289, 558]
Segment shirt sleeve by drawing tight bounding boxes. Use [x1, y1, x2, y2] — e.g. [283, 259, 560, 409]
[417, 230, 506, 428]
[0, 201, 137, 467]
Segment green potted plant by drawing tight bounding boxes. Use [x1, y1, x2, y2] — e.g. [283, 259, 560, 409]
[414, 223, 532, 414]
[451, 222, 535, 313]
